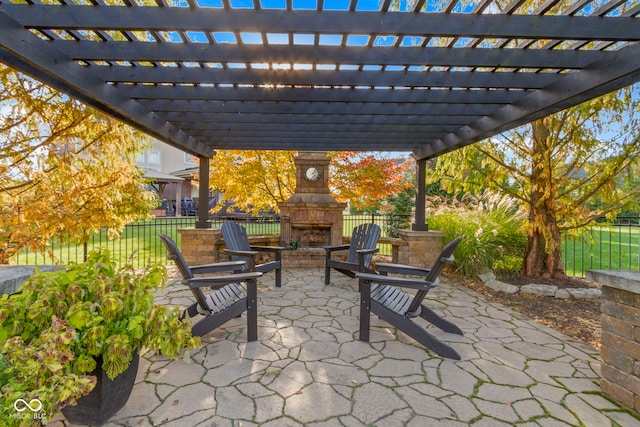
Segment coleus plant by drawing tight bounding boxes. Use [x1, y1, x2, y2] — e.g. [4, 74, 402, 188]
[0, 249, 201, 423]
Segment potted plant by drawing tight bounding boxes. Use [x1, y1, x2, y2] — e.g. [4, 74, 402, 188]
[0, 249, 201, 426]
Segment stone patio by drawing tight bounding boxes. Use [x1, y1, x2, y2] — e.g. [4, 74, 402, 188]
[54, 268, 640, 426]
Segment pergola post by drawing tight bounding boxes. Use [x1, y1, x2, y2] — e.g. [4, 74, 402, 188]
[413, 158, 428, 231]
[196, 156, 210, 229]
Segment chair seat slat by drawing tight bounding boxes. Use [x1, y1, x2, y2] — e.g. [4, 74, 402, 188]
[207, 286, 244, 313]
[372, 284, 412, 315]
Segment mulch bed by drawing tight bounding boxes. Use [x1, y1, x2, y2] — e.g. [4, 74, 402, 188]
[451, 272, 602, 350]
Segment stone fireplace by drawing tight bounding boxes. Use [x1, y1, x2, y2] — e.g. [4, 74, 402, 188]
[278, 152, 346, 267]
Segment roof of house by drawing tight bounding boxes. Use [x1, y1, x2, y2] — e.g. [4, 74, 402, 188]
[143, 168, 185, 183]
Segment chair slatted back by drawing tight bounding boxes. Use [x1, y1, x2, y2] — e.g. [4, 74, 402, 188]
[158, 233, 210, 311]
[221, 222, 251, 265]
[405, 236, 462, 316]
[346, 223, 381, 267]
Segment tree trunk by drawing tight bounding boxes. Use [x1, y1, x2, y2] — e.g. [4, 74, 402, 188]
[521, 119, 566, 279]
[521, 223, 566, 278]
[522, 228, 547, 276]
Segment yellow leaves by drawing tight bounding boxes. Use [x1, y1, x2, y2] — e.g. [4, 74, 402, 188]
[1, 64, 156, 261]
[208, 150, 411, 213]
[208, 150, 296, 214]
[429, 88, 640, 262]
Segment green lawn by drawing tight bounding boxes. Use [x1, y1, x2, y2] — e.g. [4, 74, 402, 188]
[562, 224, 640, 276]
[12, 218, 282, 268]
[12, 217, 639, 277]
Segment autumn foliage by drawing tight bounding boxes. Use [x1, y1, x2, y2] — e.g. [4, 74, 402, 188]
[428, 89, 640, 278]
[208, 150, 297, 214]
[0, 65, 157, 263]
[207, 150, 410, 214]
[329, 152, 411, 211]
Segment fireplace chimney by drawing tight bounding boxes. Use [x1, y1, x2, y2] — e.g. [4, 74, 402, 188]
[278, 152, 346, 267]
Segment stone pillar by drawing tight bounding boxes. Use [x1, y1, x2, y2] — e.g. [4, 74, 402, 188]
[177, 228, 218, 265]
[396, 229, 444, 269]
[586, 270, 640, 414]
[178, 228, 283, 266]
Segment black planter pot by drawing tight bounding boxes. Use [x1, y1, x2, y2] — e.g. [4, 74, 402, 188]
[61, 354, 139, 426]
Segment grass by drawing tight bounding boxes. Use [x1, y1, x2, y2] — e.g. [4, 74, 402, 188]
[562, 224, 640, 276]
[11, 216, 639, 277]
[14, 219, 283, 267]
[11, 215, 391, 268]
[12, 218, 198, 267]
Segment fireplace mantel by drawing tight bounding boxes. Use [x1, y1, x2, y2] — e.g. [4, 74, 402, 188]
[290, 222, 332, 229]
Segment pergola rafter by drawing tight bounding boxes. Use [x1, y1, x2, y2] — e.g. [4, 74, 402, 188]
[0, 0, 639, 162]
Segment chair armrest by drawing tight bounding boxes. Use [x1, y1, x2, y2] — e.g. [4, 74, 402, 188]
[225, 249, 259, 257]
[190, 261, 247, 275]
[357, 247, 379, 271]
[323, 244, 350, 253]
[249, 245, 285, 252]
[357, 248, 380, 255]
[186, 272, 263, 289]
[356, 272, 436, 291]
[376, 262, 431, 277]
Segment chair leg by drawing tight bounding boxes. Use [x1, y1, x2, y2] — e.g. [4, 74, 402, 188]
[275, 267, 282, 288]
[419, 304, 463, 335]
[246, 279, 258, 341]
[359, 281, 371, 342]
[190, 302, 246, 337]
[325, 265, 331, 285]
[403, 321, 461, 360]
[184, 303, 199, 319]
[372, 303, 461, 360]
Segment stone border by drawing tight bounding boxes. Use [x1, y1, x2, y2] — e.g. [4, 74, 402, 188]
[478, 270, 602, 300]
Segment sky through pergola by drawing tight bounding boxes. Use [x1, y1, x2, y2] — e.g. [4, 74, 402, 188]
[0, 0, 639, 160]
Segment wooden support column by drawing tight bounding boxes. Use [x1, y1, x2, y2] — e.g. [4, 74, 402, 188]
[413, 157, 428, 231]
[196, 156, 210, 229]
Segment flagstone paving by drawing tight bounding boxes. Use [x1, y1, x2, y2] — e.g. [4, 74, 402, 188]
[55, 268, 640, 426]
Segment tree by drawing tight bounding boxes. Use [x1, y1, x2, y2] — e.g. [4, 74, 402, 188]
[207, 150, 410, 214]
[208, 150, 297, 214]
[329, 152, 410, 211]
[0, 65, 157, 263]
[427, 88, 640, 278]
[382, 160, 416, 235]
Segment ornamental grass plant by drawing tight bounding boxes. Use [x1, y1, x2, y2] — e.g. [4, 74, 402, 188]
[427, 191, 527, 277]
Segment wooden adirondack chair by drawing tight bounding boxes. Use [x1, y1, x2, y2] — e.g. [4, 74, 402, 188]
[324, 223, 381, 285]
[221, 221, 284, 288]
[356, 236, 463, 359]
[159, 234, 262, 341]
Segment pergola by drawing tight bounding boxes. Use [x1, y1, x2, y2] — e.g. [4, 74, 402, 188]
[1, 0, 639, 228]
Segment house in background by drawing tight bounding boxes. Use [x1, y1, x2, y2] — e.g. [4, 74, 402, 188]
[137, 138, 200, 216]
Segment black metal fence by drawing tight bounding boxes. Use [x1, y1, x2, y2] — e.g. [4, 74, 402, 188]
[562, 216, 640, 277]
[11, 215, 640, 277]
[11, 215, 407, 268]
